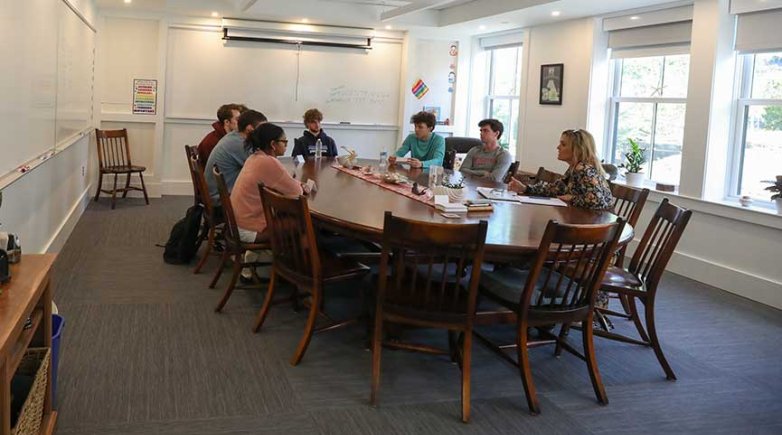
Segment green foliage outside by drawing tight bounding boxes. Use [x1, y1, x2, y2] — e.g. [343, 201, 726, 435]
[761, 105, 782, 131]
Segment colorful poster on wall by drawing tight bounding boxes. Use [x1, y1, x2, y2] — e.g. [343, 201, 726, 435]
[411, 78, 429, 99]
[133, 79, 157, 115]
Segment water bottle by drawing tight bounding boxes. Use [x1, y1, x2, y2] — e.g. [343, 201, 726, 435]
[378, 150, 388, 175]
[314, 138, 323, 159]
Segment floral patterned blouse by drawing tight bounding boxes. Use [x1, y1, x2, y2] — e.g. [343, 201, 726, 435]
[526, 162, 613, 210]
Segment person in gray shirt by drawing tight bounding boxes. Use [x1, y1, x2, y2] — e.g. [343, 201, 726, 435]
[204, 110, 267, 202]
[460, 118, 513, 182]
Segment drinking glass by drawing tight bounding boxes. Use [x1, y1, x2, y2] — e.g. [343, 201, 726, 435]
[428, 165, 443, 188]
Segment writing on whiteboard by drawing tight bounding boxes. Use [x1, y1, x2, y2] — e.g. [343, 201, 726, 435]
[326, 85, 390, 105]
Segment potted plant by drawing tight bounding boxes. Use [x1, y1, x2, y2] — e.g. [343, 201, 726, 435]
[441, 178, 465, 203]
[619, 138, 646, 187]
[765, 175, 782, 214]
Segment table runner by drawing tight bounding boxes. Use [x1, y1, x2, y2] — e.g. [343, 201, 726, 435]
[331, 164, 434, 206]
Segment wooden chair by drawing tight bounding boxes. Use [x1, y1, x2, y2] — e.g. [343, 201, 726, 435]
[185, 148, 223, 274]
[184, 145, 201, 206]
[210, 165, 271, 312]
[535, 166, 563, 184]
[254, 184, 370, 366]
[371, 212, 488, 423]
[94, 128, 149, 209]
[474, 219, 625, 415]
[595, 198, 692, 380]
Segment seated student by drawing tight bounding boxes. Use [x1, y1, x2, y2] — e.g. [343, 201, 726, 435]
[459, 118, 513, 182]
[291, 108, 338, 158]
[197, 103, 247, 167]
[507, 128, 613, 210]
[388, 111, 445, 169]
[204, 110, 267, 202]
[231, 123, 307, 243]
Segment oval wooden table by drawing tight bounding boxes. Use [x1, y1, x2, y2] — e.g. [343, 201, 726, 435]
[285, 158, 633, 262]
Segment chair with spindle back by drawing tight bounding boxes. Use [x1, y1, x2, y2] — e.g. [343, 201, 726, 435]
[370, 212, 488, 423]
[186, 150, 223, 274]
[594, 198, 692, 380]
[474, 219, 625, 415]
[211, 166, 271, 312]
[535, 166, 563, 184]
[94, 128, 149, 209]
[184, 145, 201, 206]
[254, 184, 370, 366]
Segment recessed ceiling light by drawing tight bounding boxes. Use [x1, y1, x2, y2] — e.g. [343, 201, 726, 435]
[630, 16, 640, 20]
[385, 25, 392, 30]
[479, 25, 486, 30]
[124, 0, 131, 4]
[211, 12, 219, 17]
[301, 18, 309, 23]
[551, 11, 561, 17]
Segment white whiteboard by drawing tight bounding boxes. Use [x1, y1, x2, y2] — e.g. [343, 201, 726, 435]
[0, 0, 94, 181]
[166, 28, 401, 125]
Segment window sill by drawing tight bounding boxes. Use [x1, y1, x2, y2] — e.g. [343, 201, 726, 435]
[611, 177, 782, 231]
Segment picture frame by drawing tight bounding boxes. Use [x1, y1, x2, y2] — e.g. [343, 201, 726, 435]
[539, 63, 564, 105]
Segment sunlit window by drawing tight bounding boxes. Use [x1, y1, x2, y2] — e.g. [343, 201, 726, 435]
[486, 45, 522, 157]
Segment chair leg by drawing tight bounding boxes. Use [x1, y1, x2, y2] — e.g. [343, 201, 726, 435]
[618, 293, 632, 316]
[369, 306, 384, 406]
[582, 317, 609, 406]
[628, 296, 650, 343]
[461, 329, 472, 423]
[214, 255, 241, 312]
[138, 172, 150, 205]
[554, 323, 570, 357]
[122, 173, 131, 198]
[517, 323, 540, 415]
[290, 284, 322, 366]
[94, 173, 103, 202]
[209, 251, 229, 289]
[253, 270, 277, 333]
[111, 173, 119, 209]
[193, 226, 215, 274]
[644, 299, 677, 380]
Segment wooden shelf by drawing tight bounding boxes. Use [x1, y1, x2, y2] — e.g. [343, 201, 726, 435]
[7, 308, 43, 375]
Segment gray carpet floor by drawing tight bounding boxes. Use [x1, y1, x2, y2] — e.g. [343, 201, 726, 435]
[51, 196, 782, 434]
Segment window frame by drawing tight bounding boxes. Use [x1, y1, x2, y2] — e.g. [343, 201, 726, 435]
[606, 54, 689, 184]
[484, 44, 522, 156]
[728, 52, 782, 204]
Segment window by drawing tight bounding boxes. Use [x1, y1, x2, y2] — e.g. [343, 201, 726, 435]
[486, 45, 522, 156]
[730, 51, 782, 202]
[608, 54, 690, 185]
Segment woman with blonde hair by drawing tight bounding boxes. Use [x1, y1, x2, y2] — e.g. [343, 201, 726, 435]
[508, 128, 613, 210]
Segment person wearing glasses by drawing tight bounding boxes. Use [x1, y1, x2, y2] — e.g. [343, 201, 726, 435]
[388, 111, 445, 169]
[507, 128, 613, 210]
[459, 118, 513, 182]
[231, 123, 308, 244]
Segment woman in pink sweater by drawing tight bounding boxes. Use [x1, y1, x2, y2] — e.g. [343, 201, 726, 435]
[231, 123, 304, 242]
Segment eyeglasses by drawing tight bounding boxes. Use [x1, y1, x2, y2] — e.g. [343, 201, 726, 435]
[276, 139, 289, 144]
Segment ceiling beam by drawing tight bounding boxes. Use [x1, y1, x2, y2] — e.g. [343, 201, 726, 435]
[380, 0, 452, 22]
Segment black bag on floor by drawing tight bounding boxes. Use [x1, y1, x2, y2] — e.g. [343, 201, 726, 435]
[163, 204, 204, 264]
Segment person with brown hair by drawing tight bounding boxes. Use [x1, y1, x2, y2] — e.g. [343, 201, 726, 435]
[508, 128, 613, 210]
[460, 118, 513, 181]
[291, 108, 338, 158]
[388, 111, 445, 169]
[196, 103, 247, 166]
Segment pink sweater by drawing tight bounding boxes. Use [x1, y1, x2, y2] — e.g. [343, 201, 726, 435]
[231, 151, 303, 233]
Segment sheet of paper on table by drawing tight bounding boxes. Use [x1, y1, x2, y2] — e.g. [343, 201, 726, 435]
[517, 196, 567, 207]
[476, 187, 522, 202]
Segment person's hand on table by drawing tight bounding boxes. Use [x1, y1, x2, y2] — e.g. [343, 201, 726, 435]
[508, 177, 527, 193]
[387, 156, 397, 166]
[408, 158, 422, 168]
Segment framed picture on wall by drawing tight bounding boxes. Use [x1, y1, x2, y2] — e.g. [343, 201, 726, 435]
[539, 63, 564, 105]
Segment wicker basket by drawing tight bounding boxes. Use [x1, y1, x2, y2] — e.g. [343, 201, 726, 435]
[11, 347, 50, 435]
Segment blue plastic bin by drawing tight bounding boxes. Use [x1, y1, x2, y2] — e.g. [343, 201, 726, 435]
[51, 314, 64, 405]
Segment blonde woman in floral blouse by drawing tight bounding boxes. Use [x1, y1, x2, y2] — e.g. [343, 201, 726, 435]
[508, 129, 613, 210]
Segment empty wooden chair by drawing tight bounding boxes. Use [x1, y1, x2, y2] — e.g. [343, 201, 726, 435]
[185, 148, 223, 274]
[210, 166, 271, 312]
[595, 198, 692, 380]
[475, 219, 625, 415]
[535, 166, 563, 184]
[371, 212, 488, 423]
[255, 184, 370, 366]
[94, 128, 149, 209]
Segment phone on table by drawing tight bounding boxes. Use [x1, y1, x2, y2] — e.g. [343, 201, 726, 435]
[502, 161, 520, 184]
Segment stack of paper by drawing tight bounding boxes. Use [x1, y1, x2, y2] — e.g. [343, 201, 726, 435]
[476, 187, 522, 202]
[434, 195, 467, 212]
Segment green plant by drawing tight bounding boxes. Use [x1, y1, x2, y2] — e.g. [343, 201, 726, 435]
[765, 176, 782, 200]
[618, 138, 646, 174]
[441, 178, 464, 189]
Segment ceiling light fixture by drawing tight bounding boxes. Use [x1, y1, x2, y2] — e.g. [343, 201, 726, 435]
[479, 25, 486, 30]
[551, 11, 561, 17]
[301, 18, 309, 23]
[211, 12, 219, 17]
[124, 0, 131, 4]
[630, 16, 640, 20]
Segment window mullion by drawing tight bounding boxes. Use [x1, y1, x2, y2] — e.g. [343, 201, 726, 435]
[649, 102, 659, 179]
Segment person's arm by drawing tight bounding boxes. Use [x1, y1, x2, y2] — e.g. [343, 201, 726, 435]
[419, 134, 445, 169]
[567, 165, 612, 209]
[459, 148, 480, 176]
[488, 150, 513, 182]
[324, 135, 338, 157]
[267, 158, 304, 197]
[394, 135, 413, 158]
[526, 178, 566, 197]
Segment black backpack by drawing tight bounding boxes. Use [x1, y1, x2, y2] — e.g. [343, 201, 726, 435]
[163, 204, 204, 264]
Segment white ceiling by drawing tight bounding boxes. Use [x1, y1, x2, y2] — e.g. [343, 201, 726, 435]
[96, 0, 689, 36]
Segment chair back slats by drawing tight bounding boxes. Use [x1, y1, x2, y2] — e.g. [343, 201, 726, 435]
[212, 165, 241, 248]
[629, 198, 691, 289]
[259, 184, 320, 283]
[535, 166, 563, 184]
[184, 145, 202, 203]
[95, 128, 132, 169]
[611, 184, 650, 227]
[378, 212, 488, 320]
[522, 220, 624, 316]
[187, 153, 215, 217]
